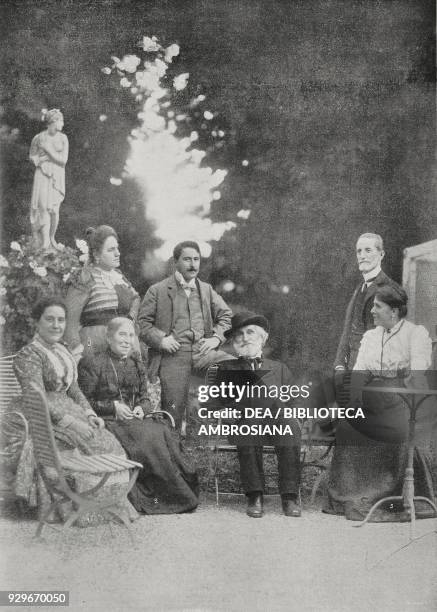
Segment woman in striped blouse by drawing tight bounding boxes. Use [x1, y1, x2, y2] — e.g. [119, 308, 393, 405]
[64, 225, 140, 360]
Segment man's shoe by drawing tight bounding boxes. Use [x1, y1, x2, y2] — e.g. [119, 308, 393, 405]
[282, 497, 301, 517]
[246, 493, 264, 518]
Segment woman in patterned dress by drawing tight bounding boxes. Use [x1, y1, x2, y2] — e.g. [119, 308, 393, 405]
[12, 297, 138, 524]
[63, 225, 140, 361]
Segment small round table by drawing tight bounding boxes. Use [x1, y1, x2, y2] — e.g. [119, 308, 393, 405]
[356, 386, 437, 540]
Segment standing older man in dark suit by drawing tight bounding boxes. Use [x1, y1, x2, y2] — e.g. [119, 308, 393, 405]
[334, 233, 401, 399]
[210, 311, 302, 518]
[138, 241, 232, 431]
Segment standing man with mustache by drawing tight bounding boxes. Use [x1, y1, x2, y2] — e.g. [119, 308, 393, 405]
[138, 241, 233, 432]
[334, 233, 401, 398]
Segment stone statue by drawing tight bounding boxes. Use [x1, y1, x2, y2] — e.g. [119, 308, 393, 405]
[29, 109, 69, 250]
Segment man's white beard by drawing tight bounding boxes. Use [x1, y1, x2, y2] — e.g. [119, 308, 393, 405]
[235, 341, 263, 358]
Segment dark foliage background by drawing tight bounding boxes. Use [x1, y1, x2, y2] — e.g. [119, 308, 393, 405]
[1, 0, 435, 372]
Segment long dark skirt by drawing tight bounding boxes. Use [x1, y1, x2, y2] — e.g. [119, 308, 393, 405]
[324, 377, 436, 520]
[106, 418, 199, 514]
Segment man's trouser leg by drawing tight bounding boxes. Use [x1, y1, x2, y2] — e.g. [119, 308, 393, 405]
[159, 350, 192, 431]
[275, 443, 300, 497]
[236, 445, 264, 493]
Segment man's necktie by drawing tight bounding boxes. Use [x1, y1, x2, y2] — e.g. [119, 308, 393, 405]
[361, 276, 378, 292]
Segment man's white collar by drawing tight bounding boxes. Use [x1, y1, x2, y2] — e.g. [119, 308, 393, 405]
[362, 265, 381, 282]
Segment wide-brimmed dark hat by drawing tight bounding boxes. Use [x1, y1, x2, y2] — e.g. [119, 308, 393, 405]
[224, 310, 270, 339]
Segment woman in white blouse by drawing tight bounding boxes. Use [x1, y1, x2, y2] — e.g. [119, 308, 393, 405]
[325, 285, 435, 521]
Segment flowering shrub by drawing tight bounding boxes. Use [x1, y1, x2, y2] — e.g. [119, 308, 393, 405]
[0, 236, 83, 353]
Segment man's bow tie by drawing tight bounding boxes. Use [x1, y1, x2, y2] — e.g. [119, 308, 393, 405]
[237, 356, 263, 369]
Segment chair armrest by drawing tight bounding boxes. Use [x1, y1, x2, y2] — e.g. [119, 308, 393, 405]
[145, 410, 176, 429]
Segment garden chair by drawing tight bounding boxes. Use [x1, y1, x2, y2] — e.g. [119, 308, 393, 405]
[23, 382, 142, 540]
[0, 354, 29, 508]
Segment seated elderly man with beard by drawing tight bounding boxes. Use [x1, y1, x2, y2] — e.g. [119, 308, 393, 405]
[209, 311, 302, 518]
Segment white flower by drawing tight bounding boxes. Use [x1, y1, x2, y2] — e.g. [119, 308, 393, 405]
[189, 131, 199, 142]
[110, 177, 122, 186]
[75, 239, 89, 254]
[34, 266, 47, 278]
[101, 67, 112, 75]
[242, 159, 249, 167]
[167, 111, 175, 118]
[0, 255, 9, 268]
[57, 242, 65, 250]
[173, 73, 189, 91]
[141, 36, 161, 52]
[218, 130, 225, 137]
[0, 287, 6, 296]
[62, 273, 71, 283]
[237, 209, 251, 220]
[79, 254, 88, 263]
[154, 58, 168, 77]
[281, 285, 290, 295]
[212, 191, 221, 200]
[0, 315, 5, 326]
[10, 241, 22, 252]
[117, 54, 141, 73]
[197, 94, 206, 102]
[99, 114, 108, 122]
[164, 43, 180, 63]
[203, 111, 214, 120]
[28, 260, 36, 269]
[120, 77, 131, 88]
[176, 114, 186, 121]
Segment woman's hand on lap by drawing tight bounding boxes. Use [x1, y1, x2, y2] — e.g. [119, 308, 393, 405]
[88, 415, 105, 429]
[69, 419, 95, 442]
[115, 401, 134, 420]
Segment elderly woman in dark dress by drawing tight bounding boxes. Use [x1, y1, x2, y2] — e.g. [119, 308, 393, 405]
[78, 317, 199, 514]
[64, 225, 140, 360]
[325, 286, 435, 521]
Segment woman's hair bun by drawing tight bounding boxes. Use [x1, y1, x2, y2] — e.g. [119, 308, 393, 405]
[85, 227, 96, 239]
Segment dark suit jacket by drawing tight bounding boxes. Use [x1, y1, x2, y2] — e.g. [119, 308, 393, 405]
[210, 357, 302, 442]
[138, 275, 232, 378]
[334, 270, 401, 370]
[211, 357, 297, 412]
